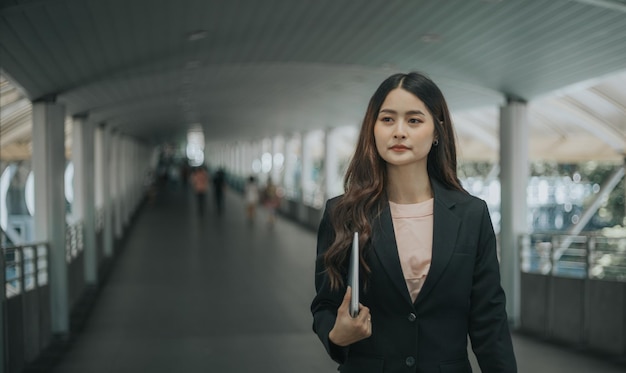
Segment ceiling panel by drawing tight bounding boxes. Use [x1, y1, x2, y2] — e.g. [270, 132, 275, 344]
[0, 0, 625, 162]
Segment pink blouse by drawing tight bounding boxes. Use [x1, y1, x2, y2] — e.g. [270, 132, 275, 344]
[389, 199, 434, 303]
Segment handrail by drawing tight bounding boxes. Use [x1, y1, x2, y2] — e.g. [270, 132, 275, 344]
[520, 232, 626, 281]
[2, 242, 49, 298]
[65, 220, 84, 262]
[2, 241, 49, 250]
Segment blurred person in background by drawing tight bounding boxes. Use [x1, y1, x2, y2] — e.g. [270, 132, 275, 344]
[191, 166, 209, 216]
[245, 175, 260, 223]
[263, 178, 281, 226]
[212, 168, 226, 215]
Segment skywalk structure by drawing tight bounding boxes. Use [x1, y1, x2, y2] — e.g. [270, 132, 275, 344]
[1, 1, 625, 372]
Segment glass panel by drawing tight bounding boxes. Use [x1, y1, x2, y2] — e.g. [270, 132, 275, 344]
[551, 235, 588, 278]
[327, 126, 358, 199]
[23, 246, 35, 291]
[302, 130, 325, 208]
[590, 236, 626, 281]
[37, 244, 48, 286]
[5, 248, 21, 297]
[521, 233, 553, 275]
[271, 135, 286, 189]
[283, 134, 302, 200]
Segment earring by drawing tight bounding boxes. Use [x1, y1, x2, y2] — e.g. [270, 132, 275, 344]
[433, 139, 439, 146]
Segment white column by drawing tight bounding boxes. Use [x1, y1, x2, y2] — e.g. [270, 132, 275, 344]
[32, 100, 69, 334]
[499, 99, 528, 327]
[94, 126, 104, 245]
[111, 133, 123, 239]
[98, 125, 114, 257]
[126, 140, 131, 217]
[324, 128, 335, 203]
[72, 115, 97, 284]
[271, 136, 285, 187]
[130, 142, 137, 211]
[72, 117, 85, 223]
[121, 139, 129, 226]
[299, 132, 310, 220]
[122, 139, 129, 224]
[133, 142, 141, 211]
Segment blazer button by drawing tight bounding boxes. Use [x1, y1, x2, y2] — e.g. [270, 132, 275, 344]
[407, 313, 416, 322]
[405, 356, 416, 367]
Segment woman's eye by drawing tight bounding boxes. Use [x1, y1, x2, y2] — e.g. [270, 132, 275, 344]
[380, 117, 393, 123]
[408, 118, 422, 124]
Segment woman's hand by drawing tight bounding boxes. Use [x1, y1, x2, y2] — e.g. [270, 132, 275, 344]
[328, 286, 372, 346]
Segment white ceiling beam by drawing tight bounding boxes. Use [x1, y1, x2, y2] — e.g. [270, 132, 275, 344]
[0, 118, 31, 146]
[551, 98, 626, 153]
[452, 115, 499, 150]
[590, 87, 626, 113]
[570, 0, 626, 12]
[0, 97, 30, 122]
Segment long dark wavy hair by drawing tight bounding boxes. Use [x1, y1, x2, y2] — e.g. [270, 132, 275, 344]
[324, 72, 466, 290]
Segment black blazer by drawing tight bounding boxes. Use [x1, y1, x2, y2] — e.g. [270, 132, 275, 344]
[311, 180, 517, 373]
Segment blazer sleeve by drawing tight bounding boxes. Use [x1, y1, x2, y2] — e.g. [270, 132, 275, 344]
[310, 200, 349, 364]
[469, 201, 518, 372]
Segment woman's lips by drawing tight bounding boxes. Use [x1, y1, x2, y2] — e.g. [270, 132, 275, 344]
[389, 145, 410, 151]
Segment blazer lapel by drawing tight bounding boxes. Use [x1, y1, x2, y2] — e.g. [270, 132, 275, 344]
[415, 181, 461, 305]
[371, 202, 414, 306]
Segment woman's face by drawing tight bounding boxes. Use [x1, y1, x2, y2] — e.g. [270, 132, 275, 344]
[373, 88, 437, 169]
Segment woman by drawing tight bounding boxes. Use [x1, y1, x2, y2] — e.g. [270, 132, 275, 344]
[311, 72, 517, 372]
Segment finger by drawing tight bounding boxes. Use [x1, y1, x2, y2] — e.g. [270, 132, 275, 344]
[357, 306, 370, 320]
[337, 287, 351, 314]
[343, 286, 352, 302]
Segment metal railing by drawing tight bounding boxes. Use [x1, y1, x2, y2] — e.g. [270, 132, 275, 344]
[4, 243, 49, 298]
[96, 207, 104, 234]
[2, 242, 50, 373]
[65, 220, 84, 263]
[520, 233, 626, 281]
[519, 232, 626, 357]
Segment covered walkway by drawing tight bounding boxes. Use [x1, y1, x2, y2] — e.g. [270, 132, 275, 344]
[1, 1, 626, 372]
[43, 186, 625, 373]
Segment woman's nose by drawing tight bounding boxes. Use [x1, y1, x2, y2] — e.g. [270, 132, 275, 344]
[393, 123, 407, 139]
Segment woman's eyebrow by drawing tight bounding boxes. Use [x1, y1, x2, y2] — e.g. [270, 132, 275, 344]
[406, 110, 426, 116]
[379, 109, 426, 116]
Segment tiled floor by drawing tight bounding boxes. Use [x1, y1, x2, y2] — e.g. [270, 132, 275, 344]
[50, 185, 625, 373]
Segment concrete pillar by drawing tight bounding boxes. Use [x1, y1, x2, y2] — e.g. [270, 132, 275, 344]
[324, 128, 336, 202]
[96, 125, 109, 257]
[499, 98, 529, 327]
[32, 99, 69, 334]
[299, 132, 309, 220]
[121, 139, 129, 227]
[72, 115, 97, 284]
[111, 133, 123, 239]
[271, 136, 285, 188]
[127, 140, 134, 222]
[131, 144, 137, 210]
[100, 125, 115, 258]
[94, 128, 103, 220]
